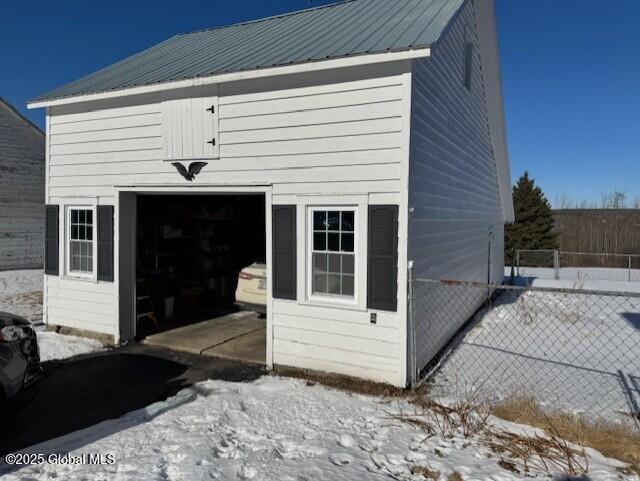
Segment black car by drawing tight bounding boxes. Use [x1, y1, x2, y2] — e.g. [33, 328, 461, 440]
[0, 312, 42, 412]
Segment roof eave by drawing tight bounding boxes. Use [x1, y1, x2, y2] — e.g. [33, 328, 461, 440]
[28, 47, 430, 110]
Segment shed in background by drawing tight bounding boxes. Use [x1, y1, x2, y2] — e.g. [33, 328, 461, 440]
[0, 98, 45, 270]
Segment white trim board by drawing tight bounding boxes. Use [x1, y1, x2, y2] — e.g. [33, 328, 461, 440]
[28, 49, 430, 109]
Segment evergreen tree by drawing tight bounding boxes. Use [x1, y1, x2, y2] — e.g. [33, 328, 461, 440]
[505, 171, 558, 263]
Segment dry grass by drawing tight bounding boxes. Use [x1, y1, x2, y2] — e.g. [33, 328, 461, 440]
[408, 395, 491, 439]
[274, 368, 638, 475]
[411, 465, 441, 480]
[447, 471, 463, 481]
[398, 393, 591, 478]
[273, 366, 411, 397]
[482, 424, 589, 476]
[493, 395, 640, 465]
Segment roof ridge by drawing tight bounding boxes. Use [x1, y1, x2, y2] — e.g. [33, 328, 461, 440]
[176, 0, 358, 36]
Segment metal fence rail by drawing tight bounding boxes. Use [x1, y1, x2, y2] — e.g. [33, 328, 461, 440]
[514, 249, 640, 281]
[409, 277, 640, 428]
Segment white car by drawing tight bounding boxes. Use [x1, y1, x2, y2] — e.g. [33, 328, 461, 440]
[235, 262, 267, 314]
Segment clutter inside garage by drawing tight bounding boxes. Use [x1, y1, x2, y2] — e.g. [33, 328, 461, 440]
[136, 194, 265, 337]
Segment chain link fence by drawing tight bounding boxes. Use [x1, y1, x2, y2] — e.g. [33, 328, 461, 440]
[513, 249, 640, 282]
[409, 277, 640, 428]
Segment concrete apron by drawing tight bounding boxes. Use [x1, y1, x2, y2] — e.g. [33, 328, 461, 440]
[143, 311, 266, 365]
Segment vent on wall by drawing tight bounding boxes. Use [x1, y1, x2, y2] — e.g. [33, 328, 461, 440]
[161, 94, 219, 160]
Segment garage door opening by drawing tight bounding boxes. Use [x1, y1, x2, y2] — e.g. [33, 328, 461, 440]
[135, 194, 266, 365]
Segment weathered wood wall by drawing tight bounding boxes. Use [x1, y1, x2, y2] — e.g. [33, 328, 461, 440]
[0, 99, 45, 270]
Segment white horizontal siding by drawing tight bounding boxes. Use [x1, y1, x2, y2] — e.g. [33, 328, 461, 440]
[46, 276, 116, 336]
[272, 301, 400, 384]
[408, 0, 505, 372]
[220, 101, 402, 132]
[47, 67, 404, 189]
[47, 69, 404, 198]
[48, 164, 398, 188]
[49, 113, 162, 134]
[0, 101, 45, 270]
[46, 62, 409, 383]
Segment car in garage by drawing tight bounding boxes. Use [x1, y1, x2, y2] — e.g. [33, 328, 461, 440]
[0, 312, 42, 413]
[235, 262, 267, 314]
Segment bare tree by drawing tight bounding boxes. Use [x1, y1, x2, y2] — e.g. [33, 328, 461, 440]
[555, 193, 574, 209]
[554, 192, 636, 210]
[601, 191, 627, 209]
[577, 199, 595, 209]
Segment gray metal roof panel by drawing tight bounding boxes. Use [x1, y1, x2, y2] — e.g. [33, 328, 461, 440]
[32, 0, 465, 103]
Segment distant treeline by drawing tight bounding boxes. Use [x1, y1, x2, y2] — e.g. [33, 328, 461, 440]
[552, 209, 640, 268]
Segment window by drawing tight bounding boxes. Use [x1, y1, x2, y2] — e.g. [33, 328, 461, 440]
[311, 209, 356, 299]
[68, 208, 94, 275]
[464, 41, 473, 91]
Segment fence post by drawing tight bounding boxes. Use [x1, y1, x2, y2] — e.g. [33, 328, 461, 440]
[509, 248, 516, 283]
[629, 255, 632, 282]
[554, 250, 560, 280]
[407, 261, 417, 388]
[516, 250, 520, 277]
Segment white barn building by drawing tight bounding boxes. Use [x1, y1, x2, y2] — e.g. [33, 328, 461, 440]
[0, 97, 45, 270]
[29, 0, 513, 387]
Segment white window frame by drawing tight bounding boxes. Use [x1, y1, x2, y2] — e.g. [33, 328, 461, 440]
[306, 205, 360, 308]
[65, 205, 98, 280]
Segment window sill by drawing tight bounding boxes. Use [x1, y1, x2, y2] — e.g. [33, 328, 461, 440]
[61, 274, 98, 283]
[299, 297, 365, 312]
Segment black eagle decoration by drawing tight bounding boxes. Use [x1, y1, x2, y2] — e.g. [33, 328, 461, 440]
[171, 161, 208, 181]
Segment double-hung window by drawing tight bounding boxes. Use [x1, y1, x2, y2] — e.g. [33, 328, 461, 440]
[67, 207, 95, 277]
[310, 208, 356, 299]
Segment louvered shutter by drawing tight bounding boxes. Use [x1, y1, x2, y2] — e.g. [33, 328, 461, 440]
[272, 205, 297, 300]
[97, 205, 114, 282]
[45, 205, 59, 275]
[367, 205, 398, 311]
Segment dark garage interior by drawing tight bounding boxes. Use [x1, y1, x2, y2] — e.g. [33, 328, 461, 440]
[135, 194, 266, 345]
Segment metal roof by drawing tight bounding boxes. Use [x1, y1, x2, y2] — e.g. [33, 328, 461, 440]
[32, 0, 465, 103]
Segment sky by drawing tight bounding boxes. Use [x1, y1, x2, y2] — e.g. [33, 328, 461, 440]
[1, 0, 639, 206]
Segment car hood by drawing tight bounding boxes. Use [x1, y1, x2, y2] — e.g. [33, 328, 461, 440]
[0, 311, 31, 328]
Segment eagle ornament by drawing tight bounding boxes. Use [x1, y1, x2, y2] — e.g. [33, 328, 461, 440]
[171, 161, 208, 181]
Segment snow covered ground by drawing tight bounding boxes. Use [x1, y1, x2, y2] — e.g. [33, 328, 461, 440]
[506, 266, 640, 292]
[37, 331, 105, 362]
[0, 269, 43, 322]
[431, 270, 640, 424]
[1, 377, 632, 480]
[1, 269, 104, 361]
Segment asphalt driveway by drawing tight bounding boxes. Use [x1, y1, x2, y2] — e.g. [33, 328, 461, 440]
[0, 344, 265, 455]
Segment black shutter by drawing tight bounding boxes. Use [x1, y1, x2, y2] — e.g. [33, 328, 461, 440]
[272, 205, 296, 300]
[45, 205, 59, 275]
[97, 205, 114, 282]
[367, 205, 398, 311]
